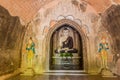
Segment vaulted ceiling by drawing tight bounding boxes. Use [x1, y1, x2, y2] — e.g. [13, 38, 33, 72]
[0, 0, 119, 24]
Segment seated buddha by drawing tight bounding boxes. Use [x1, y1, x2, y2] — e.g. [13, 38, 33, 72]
[55, 27, 77, 54]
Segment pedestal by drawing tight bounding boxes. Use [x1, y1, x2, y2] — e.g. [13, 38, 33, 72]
[21, 68, 35, 76]
[101, 68, 116, 77]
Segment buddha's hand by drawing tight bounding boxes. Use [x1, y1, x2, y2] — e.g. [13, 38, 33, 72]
[65, 48, 69, 52]
[58, 49, 60, 53]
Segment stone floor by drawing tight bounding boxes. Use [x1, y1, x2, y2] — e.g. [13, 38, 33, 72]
[7, 74, 120, 80]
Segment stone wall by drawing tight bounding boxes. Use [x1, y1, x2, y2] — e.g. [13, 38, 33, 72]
[0, 5, 25, 75]
[21, 0, 103, 74]
[101, 4, 120, 75]
[21, 0, 119, 75]
[102, 4, 120, 54]
[0, 0, 119, 76]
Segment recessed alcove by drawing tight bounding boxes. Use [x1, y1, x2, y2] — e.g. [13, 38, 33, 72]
[44, 19, 88, 72]
[49, 24, 83, 70]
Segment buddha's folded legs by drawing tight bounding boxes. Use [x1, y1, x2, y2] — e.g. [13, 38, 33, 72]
[55, 48, 78, 53]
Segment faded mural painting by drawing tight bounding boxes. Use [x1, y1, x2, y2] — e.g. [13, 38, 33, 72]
[96, 33, 110, 69]
[26, 37, 35, 67]
[0, 0, 120, 80]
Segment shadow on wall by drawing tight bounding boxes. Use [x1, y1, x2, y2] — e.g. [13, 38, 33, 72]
[101, 4, 120, 75]
[0, 5, 25, 75]
[102, 4, 120, 56]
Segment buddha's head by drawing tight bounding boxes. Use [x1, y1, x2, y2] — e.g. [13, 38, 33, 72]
[63, 27, 70, 37]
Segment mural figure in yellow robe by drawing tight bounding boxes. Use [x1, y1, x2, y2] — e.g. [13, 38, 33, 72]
[26, 37, 35, 67]
[98, 36, 109, 69]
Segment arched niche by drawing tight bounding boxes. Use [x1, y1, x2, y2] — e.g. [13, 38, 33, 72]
[44, 19, 88, 72]
[50, 24, 83, 70]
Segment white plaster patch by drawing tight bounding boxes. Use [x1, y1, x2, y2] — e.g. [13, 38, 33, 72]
[65, 15, 74, 20]
[57, 15, 65, 20]
[74, 19, 82, 26]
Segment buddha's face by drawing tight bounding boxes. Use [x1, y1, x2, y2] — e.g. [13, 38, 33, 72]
[63, 30, 69, 37]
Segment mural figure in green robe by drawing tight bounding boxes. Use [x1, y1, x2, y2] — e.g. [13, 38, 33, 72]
[98, 36, 109, 69]
[26, 37, 35, 67]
